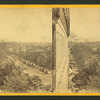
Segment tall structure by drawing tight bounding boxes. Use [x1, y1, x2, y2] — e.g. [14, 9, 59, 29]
[52, 8, 70, 92]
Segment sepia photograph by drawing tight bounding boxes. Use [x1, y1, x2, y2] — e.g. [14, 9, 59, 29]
[0, 8, 52, 93]
[53, 8, 100, 93]
[0, 0, 99, 99]
[69, 8, 100, 93]
[1, 6, 100, 94]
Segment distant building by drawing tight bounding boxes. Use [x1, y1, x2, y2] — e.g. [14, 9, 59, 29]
[92, 47, 97, 51]
[8, 48, 14, 52]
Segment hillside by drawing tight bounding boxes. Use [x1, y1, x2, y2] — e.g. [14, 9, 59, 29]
[7, 42, 52, 70]
[0, 41, 52, 93]
[69, 41, 100, 92]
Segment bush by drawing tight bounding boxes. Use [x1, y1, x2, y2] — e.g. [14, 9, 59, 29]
[44, 85, 52, 91]
[72, 58, 100, 91]
[2, 73, 29, 92]
[28, 75, 43, 90]
[86, 75, 100, 91]
[0, 61, 43, 93]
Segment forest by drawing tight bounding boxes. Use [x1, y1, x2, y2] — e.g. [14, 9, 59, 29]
[0, 41, 52, 93]
[69, 41, 100, 92]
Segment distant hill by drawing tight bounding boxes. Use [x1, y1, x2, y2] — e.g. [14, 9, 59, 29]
[69, 34, 88, 42]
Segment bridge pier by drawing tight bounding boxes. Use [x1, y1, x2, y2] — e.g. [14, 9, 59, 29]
[52, 8, 70, 93]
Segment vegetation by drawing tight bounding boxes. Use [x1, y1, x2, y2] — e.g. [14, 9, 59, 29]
[0, 41, 8, 65]
[9, 42, 52, 70]
[69, 41, 100, 92]
[0, 41, 52, 93]
[0, 61, 43, 93]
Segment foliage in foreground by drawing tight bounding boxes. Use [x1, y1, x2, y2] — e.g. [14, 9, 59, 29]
[71, 49, 100, 91]
[69, 42, 100, 92]
[0, 61, 45, 93]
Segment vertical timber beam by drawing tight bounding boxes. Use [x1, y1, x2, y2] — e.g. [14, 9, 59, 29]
[52, 10, 56, 92]
[52, 8, 70, 93]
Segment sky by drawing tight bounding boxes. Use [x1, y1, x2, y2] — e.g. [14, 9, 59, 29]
[70, 8, 100, 41]
[0, 8, 52, 43]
